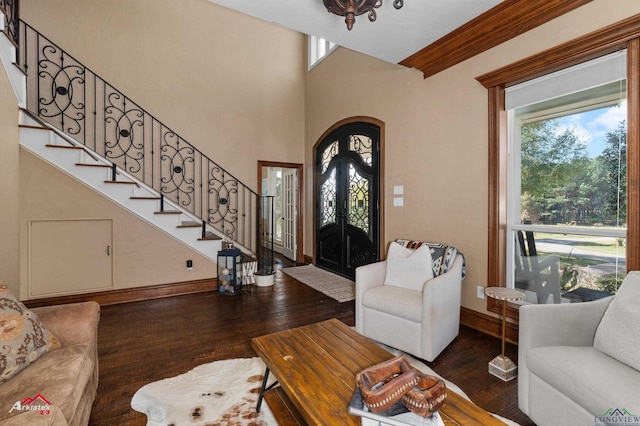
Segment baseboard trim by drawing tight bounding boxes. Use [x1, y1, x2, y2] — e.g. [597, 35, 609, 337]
[460, 306, 519, 344]
[303, 254, 313, 264]
[23, 278, 217, 308]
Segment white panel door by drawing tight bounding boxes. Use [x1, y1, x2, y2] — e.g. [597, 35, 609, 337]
[29, 219, 113, 297]
[282, 169, 297, 261]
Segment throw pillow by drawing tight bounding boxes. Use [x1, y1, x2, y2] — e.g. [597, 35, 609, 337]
[593, 271, 640, 371]
[384, 242, 434, 292]
[0, 283, 60, 383]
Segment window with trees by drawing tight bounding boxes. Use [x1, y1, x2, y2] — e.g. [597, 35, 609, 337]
[507, 62, 627, 303]
[507, 51, 627, 304]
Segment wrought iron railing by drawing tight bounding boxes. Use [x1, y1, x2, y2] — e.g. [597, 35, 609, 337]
[0, 0, 18, 49]
[5, 14, 274, 267]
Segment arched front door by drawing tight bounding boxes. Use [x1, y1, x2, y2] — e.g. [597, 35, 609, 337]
[314, 118, 382, 279]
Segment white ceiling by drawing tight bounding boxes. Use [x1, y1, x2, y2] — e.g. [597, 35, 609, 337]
[207, 0, 503, 64]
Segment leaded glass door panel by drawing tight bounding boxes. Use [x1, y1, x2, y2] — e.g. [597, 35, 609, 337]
[315, 121, 380, 279]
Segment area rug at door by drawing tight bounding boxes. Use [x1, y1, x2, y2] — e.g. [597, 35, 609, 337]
[281, 264, 355, 302]
[131, 357, 277, 426]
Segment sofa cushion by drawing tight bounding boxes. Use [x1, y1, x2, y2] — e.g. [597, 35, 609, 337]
[594, 271, 640, 371]
[0, 284, 60, 383]
[0, 343, 95, 423]
[383, 242, 433, 292]
[527, 345, 640, 416]
[362, 285, 422, 322]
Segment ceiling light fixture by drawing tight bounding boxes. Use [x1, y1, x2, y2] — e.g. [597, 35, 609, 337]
[323, 0, 404, 31]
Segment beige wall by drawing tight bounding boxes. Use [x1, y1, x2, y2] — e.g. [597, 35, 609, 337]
[19, 150, 218, 299]
[305, 0, 640, 316]
[0, 63, 20, 295]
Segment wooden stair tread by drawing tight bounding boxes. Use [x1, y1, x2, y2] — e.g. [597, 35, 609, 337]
[12, 62, 27, 76]
[263, 387, 306, 426]
[46, 144, 83, 150]
[177, 221, 202, 228]
[104, 180, 136, 185]
[2, 32, 19, 50]
[130, 196, 162, 200]
[154, 210, 182, 215]
[76, 163, 111, 168]
[198, 232, 221, 241]
[20, 124, 50, 131]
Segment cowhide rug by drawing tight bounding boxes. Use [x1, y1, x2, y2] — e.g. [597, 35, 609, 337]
[131, 357, 277, 426]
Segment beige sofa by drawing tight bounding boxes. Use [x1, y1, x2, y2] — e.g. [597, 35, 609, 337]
[0, 302, 100, 425]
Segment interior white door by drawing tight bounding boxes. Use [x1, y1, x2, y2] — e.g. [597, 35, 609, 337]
[29, 219, 113, 297]
[282, 169, 297, 261]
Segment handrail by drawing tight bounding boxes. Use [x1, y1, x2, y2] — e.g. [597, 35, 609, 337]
[7, 14, 273, 267]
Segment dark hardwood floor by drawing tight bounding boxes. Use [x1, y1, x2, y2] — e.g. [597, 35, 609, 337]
[88, 257, 535, 426]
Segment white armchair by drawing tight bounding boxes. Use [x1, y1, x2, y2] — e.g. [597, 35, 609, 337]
[355, 252, 464, 362]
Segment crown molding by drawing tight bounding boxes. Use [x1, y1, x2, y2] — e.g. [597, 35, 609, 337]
[399, 0, 592, 79]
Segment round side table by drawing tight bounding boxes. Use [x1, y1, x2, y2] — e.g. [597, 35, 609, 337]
[484, 287, 525, 382]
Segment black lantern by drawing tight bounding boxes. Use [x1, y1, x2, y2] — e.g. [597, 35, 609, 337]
[217, 248, 243, 295]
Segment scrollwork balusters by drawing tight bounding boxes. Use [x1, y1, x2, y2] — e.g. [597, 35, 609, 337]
[38, 44, 85, 136]
[105, 90, 144, 178]
[160, 129, 195, 211]
[208, 163, 239, 240]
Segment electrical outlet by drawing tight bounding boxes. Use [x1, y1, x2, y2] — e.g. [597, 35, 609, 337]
[477, 286, 485, 299]
[186, 260, 193, 271]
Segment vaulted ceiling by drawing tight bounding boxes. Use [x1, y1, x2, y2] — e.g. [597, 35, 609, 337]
[208, 0, 593, 78]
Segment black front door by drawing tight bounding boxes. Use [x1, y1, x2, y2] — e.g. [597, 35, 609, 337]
[315, 121, 380, 279]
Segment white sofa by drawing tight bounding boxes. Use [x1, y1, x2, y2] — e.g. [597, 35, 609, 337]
[355, 245, 464, 362]
[519, 272, 640, 426]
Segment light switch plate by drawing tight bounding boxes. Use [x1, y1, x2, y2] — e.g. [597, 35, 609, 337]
[393, 197, 404, 207]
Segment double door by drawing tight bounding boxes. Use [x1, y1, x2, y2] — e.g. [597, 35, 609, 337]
[315, 121, 380, 279]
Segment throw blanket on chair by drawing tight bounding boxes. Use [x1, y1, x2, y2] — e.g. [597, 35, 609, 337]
[395, 239, 466, 279]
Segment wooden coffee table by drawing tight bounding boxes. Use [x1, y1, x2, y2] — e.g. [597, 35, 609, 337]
[251, 319, 506, 425]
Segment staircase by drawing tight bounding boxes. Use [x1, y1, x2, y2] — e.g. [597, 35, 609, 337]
[18, 115, 223, 263]
[0, 4, 274, 281]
